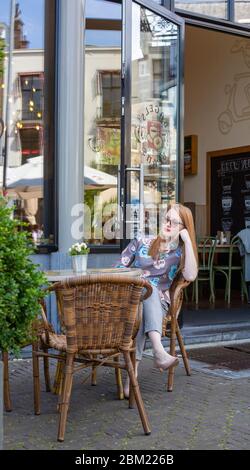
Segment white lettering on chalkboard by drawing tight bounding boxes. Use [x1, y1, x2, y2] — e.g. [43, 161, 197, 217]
[219, 157, 250, 175]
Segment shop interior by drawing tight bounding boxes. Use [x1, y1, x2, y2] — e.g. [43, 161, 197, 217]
[182, 24, 250, 328]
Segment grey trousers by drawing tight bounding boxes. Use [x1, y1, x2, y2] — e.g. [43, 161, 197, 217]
[136, 285, 168, 361]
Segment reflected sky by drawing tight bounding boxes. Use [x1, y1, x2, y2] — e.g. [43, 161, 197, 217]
[0, 0, 44, 49]
[85, 0, 121, 47]
[86, 0, 121, 19]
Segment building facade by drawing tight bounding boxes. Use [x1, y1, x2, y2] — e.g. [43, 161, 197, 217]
[1, 0, 250, 328]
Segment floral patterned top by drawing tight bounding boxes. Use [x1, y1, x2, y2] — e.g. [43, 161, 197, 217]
[115, 237, 183, 306]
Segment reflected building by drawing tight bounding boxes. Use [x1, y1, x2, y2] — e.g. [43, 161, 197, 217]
[0, 1, 44, 243]
[0, 0, 250, 254]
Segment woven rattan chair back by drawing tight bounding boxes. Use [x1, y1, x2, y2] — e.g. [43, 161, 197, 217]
[50, 274, 151, 354]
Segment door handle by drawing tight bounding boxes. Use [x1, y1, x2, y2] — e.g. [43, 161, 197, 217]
[125, 164, 144, 235]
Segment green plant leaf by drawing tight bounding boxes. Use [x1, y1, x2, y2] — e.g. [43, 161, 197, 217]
[0, 196, 48, 354]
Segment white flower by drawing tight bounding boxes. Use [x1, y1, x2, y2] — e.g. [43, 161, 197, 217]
[69, 240, 89, 255]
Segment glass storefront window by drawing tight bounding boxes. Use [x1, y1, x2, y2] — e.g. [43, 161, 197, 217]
[0, 0, 48, 247]
[84, 0, 121, 246]
[235, 1, 250, 24]
[129, 2, 179, 239]
[175, 1, 228, 20]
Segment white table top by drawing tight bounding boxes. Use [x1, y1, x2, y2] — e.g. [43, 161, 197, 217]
[45, 268, 143, 282]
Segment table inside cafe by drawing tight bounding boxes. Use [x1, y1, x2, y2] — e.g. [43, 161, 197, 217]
[198, 243, 239, 253]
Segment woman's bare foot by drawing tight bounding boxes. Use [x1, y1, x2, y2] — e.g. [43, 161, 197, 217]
[153, 350, 179, 370]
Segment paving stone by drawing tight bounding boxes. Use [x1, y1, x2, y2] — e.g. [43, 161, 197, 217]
[3, 356, 250, 450]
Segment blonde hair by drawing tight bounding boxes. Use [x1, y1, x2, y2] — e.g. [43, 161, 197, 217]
[148, 202, 198, 272]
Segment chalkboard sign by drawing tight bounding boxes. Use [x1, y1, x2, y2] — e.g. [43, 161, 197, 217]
[207, 146, 250, 236]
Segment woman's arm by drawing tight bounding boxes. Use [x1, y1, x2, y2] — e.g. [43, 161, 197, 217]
[113, 238, 139, 268]
[179, 229, 198, 281]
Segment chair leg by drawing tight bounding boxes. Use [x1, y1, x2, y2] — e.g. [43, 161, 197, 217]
[91, 367, 97, 386]
[2, 351, 12, 412]
[195, 278, 199, 305]
[123, 350, 151, 436]
[114, 355, 124, 400]
[53, 358, 64, 394]
[167, 315, 177, 392]
[241, 273, 248, 302]
[128, 350, 136, 409]
[227, 270, 231, 305]
[209, 271, 215, 303]
[57, 362, 65, 412]
[90, 354, 97, 385]
[42, 349, 51, 392]
[57, 353, 74, 442]
[222, 273, 228, 302]
[184, 286, 189, 302]
[192, 282, 194, 302]
[32, 343, 41, 415]
[176, 324, 191, 376]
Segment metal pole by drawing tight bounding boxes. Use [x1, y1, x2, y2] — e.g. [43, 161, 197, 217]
[3, 0, 16, 192]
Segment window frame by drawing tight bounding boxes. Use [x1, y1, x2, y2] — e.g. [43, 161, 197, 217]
[39, 0, 58, 254]
[173, 1, 250, 35]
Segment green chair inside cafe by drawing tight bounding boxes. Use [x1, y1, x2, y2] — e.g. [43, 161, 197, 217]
[192, 236, 217, 306]
[212, 235, 248, 305]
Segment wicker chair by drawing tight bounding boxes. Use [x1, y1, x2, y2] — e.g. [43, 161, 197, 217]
[93, 273, 191, 398]
[162, 273, 191, 392]
[32, 274, 152, 442]
[119, 273, 191, 402]
[2, 299, 52, 412]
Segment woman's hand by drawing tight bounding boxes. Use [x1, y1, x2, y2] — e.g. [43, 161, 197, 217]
[179, 228, 191, 244]
[180, 229, 198, 281]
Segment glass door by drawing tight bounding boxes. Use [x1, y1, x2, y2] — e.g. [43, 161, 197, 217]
[121, 0, 184, 247]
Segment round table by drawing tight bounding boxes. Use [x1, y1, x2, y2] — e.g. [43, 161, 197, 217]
[44, 267, 143, 282]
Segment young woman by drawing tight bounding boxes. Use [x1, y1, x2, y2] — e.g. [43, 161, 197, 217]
[115, 202, 198, 397]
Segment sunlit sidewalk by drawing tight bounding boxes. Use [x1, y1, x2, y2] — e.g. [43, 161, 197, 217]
[3, 355, 250, 450]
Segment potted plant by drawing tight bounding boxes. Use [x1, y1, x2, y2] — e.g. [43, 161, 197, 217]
[0, 196, 48, 412]
[69, 241, 90, 273]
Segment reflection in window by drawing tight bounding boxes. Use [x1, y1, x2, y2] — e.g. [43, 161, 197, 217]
[14, 0, 44, 50]
[0, 0, 47, 247]
[175, 1, 228, 20]
[19, 126, 43, 162]
[235, 1, 250, 24]
[84, 0, 121, 246]
[20, 74, 44, 121]
[97, 70, 121, 118]
[130, 4, 179, 238]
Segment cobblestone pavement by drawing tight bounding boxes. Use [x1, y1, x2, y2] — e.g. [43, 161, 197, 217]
[3, 356, 250, 450]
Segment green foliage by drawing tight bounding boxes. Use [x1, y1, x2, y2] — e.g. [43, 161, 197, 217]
[0, 197, 48, 354]
[0, 38, 5, 78]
